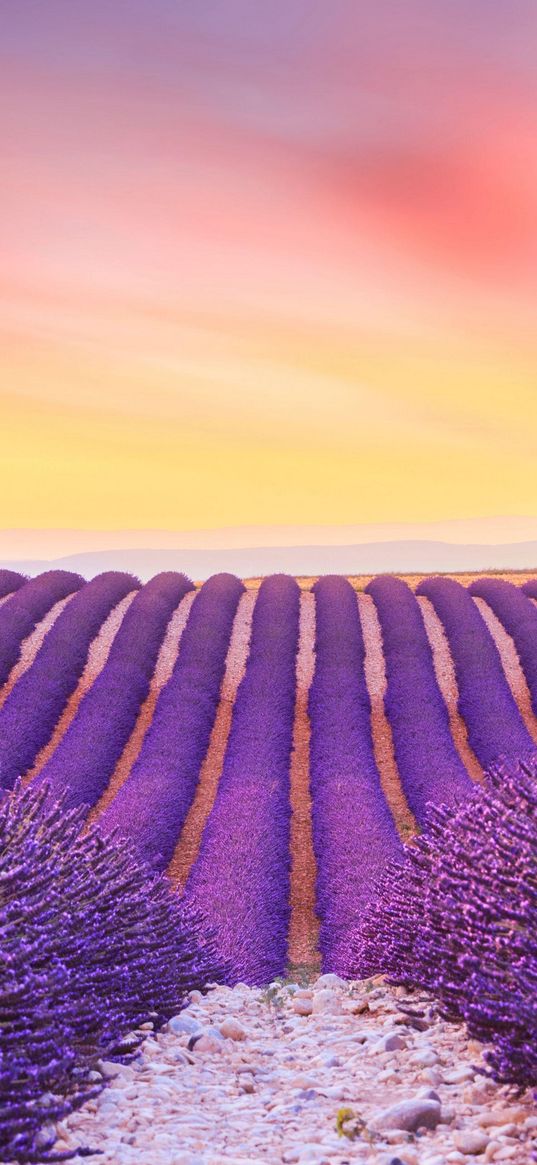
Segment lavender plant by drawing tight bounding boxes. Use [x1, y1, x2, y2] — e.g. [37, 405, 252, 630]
[366, 576, 471, 819]
[0, 780, 227, 1164]
[0, 572, 138, 790]
[309, 576, 402, 975]
[184, 574, 299, 984]
[344, 754, 537, 1090]
[417, 577, 535, 768]
[36, 571, 193, 810]
[101, 572, 244, 871]
[0, 571, 83, 689]
[0, 569, 24, 599]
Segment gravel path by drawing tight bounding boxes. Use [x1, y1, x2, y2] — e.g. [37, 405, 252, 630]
[58, 976, 536, 1165]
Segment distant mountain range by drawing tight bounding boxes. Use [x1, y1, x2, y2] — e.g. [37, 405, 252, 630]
[3, 540, 537, 581]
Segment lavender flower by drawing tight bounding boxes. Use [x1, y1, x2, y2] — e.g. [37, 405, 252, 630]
[0, 572, 138, 790]
[0, 779, 227, 1164]
[309, 576, 402, 975]
[366, 576, 471, 819]
[417, 577, 534, 768]
[470, 576, 537, 717]
[36, 572, 193, 810]
[101, 572, 244, 870]
[346, 754, 537, 1090]
[184, 574, 299, 985]
[0, 570, 23, 598]
[0, 571, 83, 689]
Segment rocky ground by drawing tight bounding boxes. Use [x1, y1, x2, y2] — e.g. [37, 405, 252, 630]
[57, 975, 536, 1165]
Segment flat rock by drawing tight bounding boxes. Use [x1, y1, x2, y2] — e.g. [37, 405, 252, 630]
[370, 1097, 442, 1132]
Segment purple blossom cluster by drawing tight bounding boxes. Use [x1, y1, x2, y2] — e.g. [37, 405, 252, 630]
[417, 576, 534, 769]
[469, 577, 537, 715]
[184, 574, 300, 985]
[0, 570, 23, 598]
[0, 779, 227, 1164]
[0, 572, 138, 791]
[0, 571, 83, 688]
[344, 755, 537, 1090]
[101, 572, 244, 870]
[35, 572, 193, 810]
[309, 576, 402, 975]
[366, 576, 471, 820]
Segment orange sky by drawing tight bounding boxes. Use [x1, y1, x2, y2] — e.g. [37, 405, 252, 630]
[1, 2, 537, 534]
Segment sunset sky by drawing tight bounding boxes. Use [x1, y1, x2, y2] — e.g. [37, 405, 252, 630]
[2, 1, 537, 540]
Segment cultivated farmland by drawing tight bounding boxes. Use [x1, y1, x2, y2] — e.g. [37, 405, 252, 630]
[1, 566, 536, 985]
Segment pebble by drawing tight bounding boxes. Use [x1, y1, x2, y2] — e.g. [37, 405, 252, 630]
[370, 1097, 442, 1132]
[453, 1130, 489, 1155]
[311, 989, 341, 1015]
[373, 1032, 408, 1053]
[59, 978, 534, 1165]
[293, 996, 313, 1016]
[219, 1017, 247, 1041]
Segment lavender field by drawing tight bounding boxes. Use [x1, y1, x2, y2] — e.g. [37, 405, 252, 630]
[2, 566, 537, 984]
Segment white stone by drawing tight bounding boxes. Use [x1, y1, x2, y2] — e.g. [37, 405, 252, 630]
[167, 1013, 203, 1036]
[311, 989, 341, 1015]
[293, 996, 313, 1016]
[371, 1031, 407, 1053]
[453, 1130, 489, 1155]
[314, 972, 346, 989]
[219, 1017, 247, 1041]
[370, 1097, 442, 1132]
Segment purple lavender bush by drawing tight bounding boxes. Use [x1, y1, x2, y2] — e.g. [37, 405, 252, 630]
[0, 569, 24, 598]
[0, 780, 227, 1164]
[36, 571, 193, 811]
[344, 754, 537, 1090]
[184, 574, 299, 985]
[366, 576, 471, 819]
[470, 576, 537, 717]
[309, 576, 402, 975]
[101, 572, 244, 870]
[0, 571, 83, 689]
[0, 572, 139, 790]
[417, 576, 535, 768]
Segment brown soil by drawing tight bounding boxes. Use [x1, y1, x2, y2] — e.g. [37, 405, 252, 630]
[0, 594, 75, 711]
[358, 593, 417, 840]
[24, 591, 138, 786]
[240, 570, 537, 592]
[287, 591, 321, 972]
[87, 590, 198, 825]
[473, 595, 537, 743]
[167, 590, 256, 891]
[418, 595, 484, 783]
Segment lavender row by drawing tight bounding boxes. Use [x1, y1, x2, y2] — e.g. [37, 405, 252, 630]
[0, 570, 83, 688]
[469, 577, 537, 717]
[184, 575, 300, 985]
[308, 576, 402, 976]
[521, 578, 537, 599]
[0, 569, 24, 599]
[101, 572, 245, 870]
[367, 576, 472, 820]
[36, 572, 194, 809]
[416, 576, 534, 769]
[0, 572, 138, 791]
